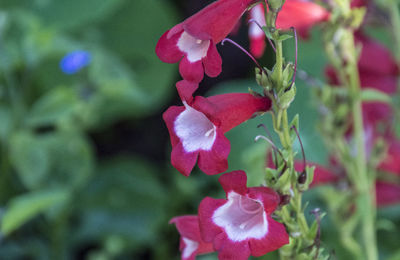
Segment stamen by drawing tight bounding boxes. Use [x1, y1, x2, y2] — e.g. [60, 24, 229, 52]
[196, 39, 203, 44]
[248, 19, 276, 53]
[291, 125, 306, 173]
[255, 133, 288, 170]
[257, 124, 278, 167]
[287, 27, 298, 91]
[221, 38, 266, 73]
[309, 208, 322, 258]
[205, 128, 214, 137]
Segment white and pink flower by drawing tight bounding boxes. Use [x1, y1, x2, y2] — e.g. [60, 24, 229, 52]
[170, 215, 214, 260]
[198, 171, 289, 259]
[156, 0, 256, 83]
[163, 80, 271, 176]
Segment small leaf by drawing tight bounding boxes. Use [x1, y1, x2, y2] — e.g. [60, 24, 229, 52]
[278, 33, 293, 42]
[262, 26, 273, 40]
[361, 88, 392, 104]
[278, 85, 297, 109]
[1, 189, 70, 236]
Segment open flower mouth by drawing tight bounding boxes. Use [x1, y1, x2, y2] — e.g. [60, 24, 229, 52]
[177, 31, 211, 62]
[212, 192, 268, 241]
[182, 237, 199, 259]
[174, 102, 217, 153]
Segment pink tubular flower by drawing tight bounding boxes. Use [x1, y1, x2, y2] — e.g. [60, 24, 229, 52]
[378, 138, 400, 176]
[294, 161, 340, 187]
[163, 80, 272, 176]
[170, 215, 214, 260]
[156, 0, 256, 83]
[276, 0, 330, 30]
[198, 171, 289, 259]
[249, 4, 267, 58]
[376, 181, 400, 206]
[248, 1, 329, 57]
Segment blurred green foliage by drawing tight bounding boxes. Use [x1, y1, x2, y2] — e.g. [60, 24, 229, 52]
[0, 0, 399, 260]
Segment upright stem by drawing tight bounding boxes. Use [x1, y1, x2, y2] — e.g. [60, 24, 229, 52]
[388, 1, 400, 63]
[344, 31, 378, 260]
[275, 40, 283, 87]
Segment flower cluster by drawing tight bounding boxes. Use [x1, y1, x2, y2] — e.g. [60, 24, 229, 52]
[156, 0, 330, 258]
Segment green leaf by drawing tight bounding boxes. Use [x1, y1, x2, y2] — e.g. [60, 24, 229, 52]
[262, 26, 273, 40]
[34, 0, 124, 30]
[9, 132, 50, 190]
[1, 189, 70, 236]
[99, 0, 178, 112]
[278, 85, 297, 109]
[9, 130, 93, 190]
[25, 87, 80, 127]
[361, 88, 392, 104]
[0, 106, 13, 142]
[278, 33, 293, 42]
[75, 156, 166, 248]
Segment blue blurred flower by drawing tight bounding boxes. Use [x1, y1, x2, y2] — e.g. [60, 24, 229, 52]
[60, 50, 91, 74]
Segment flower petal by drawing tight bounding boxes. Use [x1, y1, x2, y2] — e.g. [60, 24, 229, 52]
[198, 197, 226, 242]
[179, 57, 204, 83]
[183, 0, 256, 43]
[214, 232, 251, 260]
[247, 187, 280, 214]
[163, 106, 186, 147]
[205, 93, 272, 133]
[249, 216, 289, 256]
[156, 29, 184, 63]
[176, 80, 198, 105]
[276, 0, 329, 30]
[203, 42, 222, 78]
[197, 131, 230, 175]
[218, 170, 248, 195]
[171, 142, 199, 176]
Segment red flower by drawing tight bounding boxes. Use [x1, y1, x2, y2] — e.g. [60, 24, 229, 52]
[375, 181, 400, 206]
[294, 161, 340, 187]
[378, 138, 400, 176]
[248, 1, 329, 57]
[156, 0, 255, 83]
[248, 4, 267, 58]
[170, 215, 214, 260]
[163, 81, 271, 176]
[198, 171, 289, 259]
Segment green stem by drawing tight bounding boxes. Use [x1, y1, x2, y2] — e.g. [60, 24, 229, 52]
[345, 31, 378, 260]
[275, 40, 283, 87]
[388, 0, 400, 63]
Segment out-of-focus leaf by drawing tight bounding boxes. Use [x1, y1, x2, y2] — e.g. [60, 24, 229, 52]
[9, 130, 93, 190]
[1, 189, 70, 236]
[0, 238, 50, 260]
[75, 156, 166, 248]
[0, 106, 13, 142]
[100, 0, 178, 113]
[361, 88, 392, 103]
[25, 87, 80, 127]
[43, 131, 94, 189]
[9, 131, 50, 189]
[33, 0, 124, 30]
